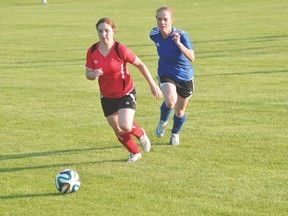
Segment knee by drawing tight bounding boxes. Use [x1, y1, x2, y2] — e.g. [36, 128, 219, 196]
[165, 100, 176, 109]
[114, 129, 123, 137]
[175, 109, 185, 118]
[119, 123, 132, 133]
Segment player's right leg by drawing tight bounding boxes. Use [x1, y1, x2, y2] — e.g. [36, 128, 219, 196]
[156, 81, 177, 137]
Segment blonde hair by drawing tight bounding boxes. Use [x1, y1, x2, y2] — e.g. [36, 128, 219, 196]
[156, 6, 174, 20]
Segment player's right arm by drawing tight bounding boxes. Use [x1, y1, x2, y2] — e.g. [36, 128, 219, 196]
[86, 68, 103, 80]
[85, 46, 103, 80]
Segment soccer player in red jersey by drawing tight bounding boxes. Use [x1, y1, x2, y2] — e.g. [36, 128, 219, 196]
[85, 17, 162, 163]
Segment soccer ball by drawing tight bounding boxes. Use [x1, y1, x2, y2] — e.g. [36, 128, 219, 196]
[41, 0, 47, 5]
[55, 169, 80, 194]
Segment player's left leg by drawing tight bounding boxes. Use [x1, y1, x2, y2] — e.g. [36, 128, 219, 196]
[118, 109, 151, 153]
[129, 121, 151, 153]
[170, 96, 189, 145]
[106, 112, 141, 161]
[170, 78, 194, 145]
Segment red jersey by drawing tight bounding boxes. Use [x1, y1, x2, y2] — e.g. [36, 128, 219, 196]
[85, 41, 136, 98]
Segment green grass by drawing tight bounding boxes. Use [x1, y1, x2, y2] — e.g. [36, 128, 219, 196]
[1, 0, 287, 215]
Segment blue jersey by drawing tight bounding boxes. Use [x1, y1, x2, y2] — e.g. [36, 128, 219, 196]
[150, 27, 194, 82]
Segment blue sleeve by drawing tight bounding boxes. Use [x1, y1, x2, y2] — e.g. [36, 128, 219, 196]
[150, 27, 158, 42]
[181, 31, 193, 50]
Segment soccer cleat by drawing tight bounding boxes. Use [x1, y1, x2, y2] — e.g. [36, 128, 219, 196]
[139, 129, 151, 153]
[127, 153, 142, 163]
[155, 120, 168, 137]
[170, 133, 179, 146]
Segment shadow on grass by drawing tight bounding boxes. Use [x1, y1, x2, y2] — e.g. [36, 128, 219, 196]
[0, 193, 61, 200]
[0, 159, 124, 173]
[152, 142, 172, 146]
[0, 146, 124, 173]
[0, 146, 121, 161]
[195, 35, 288, 44]
[196, 69, 288, 77]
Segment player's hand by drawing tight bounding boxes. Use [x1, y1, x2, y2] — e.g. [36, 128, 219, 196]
[171, 32, 181, 45]
[93, 68, 104, 78]
[151, 85, 163, 100]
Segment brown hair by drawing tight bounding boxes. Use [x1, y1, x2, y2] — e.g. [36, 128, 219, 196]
[96, 17, 116, 32]
[156, 6, 174, 20]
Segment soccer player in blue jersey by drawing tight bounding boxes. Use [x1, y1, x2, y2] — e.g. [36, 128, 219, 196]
[150, 6, 195, 145]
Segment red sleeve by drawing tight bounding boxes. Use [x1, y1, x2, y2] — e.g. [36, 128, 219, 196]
[85, 47, 94, 70]
[118, 43, 137, 64]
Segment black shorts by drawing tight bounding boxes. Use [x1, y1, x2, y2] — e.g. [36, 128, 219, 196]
[101, 89, 136, 117]
[158, 76, 194, 98]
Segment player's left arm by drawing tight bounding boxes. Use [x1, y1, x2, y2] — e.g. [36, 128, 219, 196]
[122, 45, 162, 99]
[133, 57, 162, 100]
[172, 32, 195, 62]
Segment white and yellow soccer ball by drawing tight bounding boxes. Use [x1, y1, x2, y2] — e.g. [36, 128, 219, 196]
[41, 0, 47, 5]
[55, 169, 80, 194]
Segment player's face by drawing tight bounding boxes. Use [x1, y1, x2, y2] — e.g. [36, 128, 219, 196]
[156, 10, 173, 33]
[97, 23, 114, 43]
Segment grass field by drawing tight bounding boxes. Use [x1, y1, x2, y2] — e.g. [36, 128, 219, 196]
[1, 0, 287, 215]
